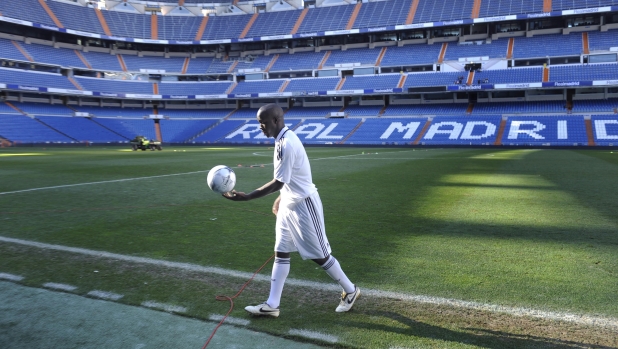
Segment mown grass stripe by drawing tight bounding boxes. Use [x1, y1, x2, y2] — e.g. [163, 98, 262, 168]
[2, 235, 617, 330]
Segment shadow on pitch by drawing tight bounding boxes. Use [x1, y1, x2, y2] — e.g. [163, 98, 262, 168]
[348, 311, 617, 349]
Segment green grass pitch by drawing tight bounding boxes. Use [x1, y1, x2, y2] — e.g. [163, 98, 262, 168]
[1, 146, 617, 348]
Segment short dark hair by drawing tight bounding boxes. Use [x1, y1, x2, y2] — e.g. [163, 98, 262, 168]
[258, 103, 284, 120]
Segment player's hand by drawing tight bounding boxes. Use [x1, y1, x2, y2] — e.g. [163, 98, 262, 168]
[272, 195, 281, 215]
[222, 190, 250, 201]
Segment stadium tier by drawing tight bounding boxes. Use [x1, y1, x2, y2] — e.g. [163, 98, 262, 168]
[3, 101, 617, 146]
[2, 0, 618, 42]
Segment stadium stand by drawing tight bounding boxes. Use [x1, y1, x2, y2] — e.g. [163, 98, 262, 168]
[473, 67, 542, 84]
[549, 63, 618, 81]
[193, 119, 246, 143]
[380, 44, 443, 67]
[0, 0, 57, 27]
[383, 104, 469, 116]
[479, 0, 544, 17]
[35, 116, 127, 143]
[246, 10, 302, 38]
[413, 0, 475, 23]
[471, 101, 566, 114]
[160, 119, 218, 143]
[513, 34, 583, 59]
[341, 75, 401, 90]
[502, 116, 588, 146]
[101, 10, 151, 39]
[269, 51, 326, 72]
[0, 68, 75, 90]
[46, 1, 105, 34]
[285, 106, 343, 119]
[230, 80, 285, 94]
[157, 15, 202, 41]
[158, 81, 232, 96]
[122, 55, 185, 73]
[592, 115, 618, 145]
[284, 77, 341, 93]
[92, 118, 157, 140]
[571, 99, 618, 113]
[158, 109, 234, 119]
[0, 114, 73, 143]
[353, 0, 412, 28]
[73, 76, 153, 94]
[296, 5, 355, 34]
[345, 118, 425, 145]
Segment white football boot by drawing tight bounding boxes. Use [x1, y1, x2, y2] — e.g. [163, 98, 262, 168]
[245, 302, 280, 317]
[335, 286, 360, 312]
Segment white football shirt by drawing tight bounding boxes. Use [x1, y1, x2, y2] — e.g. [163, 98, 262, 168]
[273, 127, 317, 205]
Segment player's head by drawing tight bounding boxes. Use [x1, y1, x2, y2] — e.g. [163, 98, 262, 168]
[257, 104, 285, 138]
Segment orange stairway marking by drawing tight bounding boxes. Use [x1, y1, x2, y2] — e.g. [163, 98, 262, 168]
[543, 66, 549, 82]
[543, 0, 552, 12]
[397, 74, 407, 88]
[413, 119, 432, 145]
[239, 13, 258, 39]
[375, 47, 387, 66]
[471, 0, 481, 18]
[466, 71, 475, 85]
[493, 118, 507, 145]
[75, 50, 92, 69]
[181, 57, 190, 74]
[68, 76, 83, 90]
[195, 16, 209, 40]
[585, 118, 596, 146]
[582, 32, 590, 54]
[178, 0, 185, 5]
[265, 54, 279, 72]
[405, 0, 420, 24]
[336, 77, 346, 90]
[227, 61, 239, 74]
[38, 0, 63, 28]
[291, 8, 309, 35]
[226, 82, 238, 94]
[438, 43, 448, 63]
[151, 14, 158, 40]
[378, 105, 387, 116]
[153, 83, 159, 94]
[339, 119, 364, 144]
[278, 80, 290, 92]
[346, 2, 362, 30]
[5, 101, 27, 115]
[506, 37, 514, 59]
[466, 103, 474, 114]
[94, 8, 112, 36]
[318, 51, 330, 69]
[11, 41, 34, 62]
[117, 55, 128, 72]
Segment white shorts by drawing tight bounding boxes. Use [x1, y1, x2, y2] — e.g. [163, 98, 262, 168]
[275, 191, 332, 260]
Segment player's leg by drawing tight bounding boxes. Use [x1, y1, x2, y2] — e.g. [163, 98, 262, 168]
[301, 192, 360, 312]
[245, 210, 295, 317]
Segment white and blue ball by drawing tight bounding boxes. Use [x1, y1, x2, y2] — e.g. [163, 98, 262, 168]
[207, 165, 236, 194]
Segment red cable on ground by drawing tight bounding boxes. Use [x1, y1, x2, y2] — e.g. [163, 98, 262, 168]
[201, 253, 275, 349]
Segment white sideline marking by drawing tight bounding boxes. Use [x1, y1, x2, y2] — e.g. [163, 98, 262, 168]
[0, 170, 208, 196]
[289, 329, 338, 343]
[2, 235, 617, 330]
[142, 301, 187, 313]
[87, 290, 124, 301]
[43, 282, 77, 292]
[0, 272, 24, 281]
[209, 314, 250, 326]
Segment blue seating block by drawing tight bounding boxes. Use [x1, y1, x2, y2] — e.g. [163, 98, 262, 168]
[503, 116, 588, 145]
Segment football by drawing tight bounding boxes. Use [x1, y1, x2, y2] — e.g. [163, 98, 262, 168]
[207, 165, 236, 194]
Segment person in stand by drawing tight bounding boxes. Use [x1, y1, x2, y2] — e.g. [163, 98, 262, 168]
[223, 104, 360, 317]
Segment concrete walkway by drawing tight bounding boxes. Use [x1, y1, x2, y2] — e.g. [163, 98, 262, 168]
[0, 281, 323, 349]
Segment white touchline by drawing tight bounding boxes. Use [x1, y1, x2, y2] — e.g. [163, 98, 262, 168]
[43, 282, 77, 292]
[209, 314, 250, 326]
[1, 235, 617, 331]
[142, 301, 187, 313]
[87, 290, 124, 301]
[0, 171, 212, 196]
[288, 329, 338, 343]
[0, 272, 24, 281]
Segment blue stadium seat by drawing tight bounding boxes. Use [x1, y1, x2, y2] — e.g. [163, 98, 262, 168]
[503, 116, 588, 146]
[36, 116, 127, 143]
[345, 117, 427, 145]
[0, 114, 73, 143]
[419, 116, 503, 145]
[591, 115, 618, 146]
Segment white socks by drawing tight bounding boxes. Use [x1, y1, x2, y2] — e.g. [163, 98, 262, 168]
[266, 257, 290, 309]
[321, 255, 355, 294]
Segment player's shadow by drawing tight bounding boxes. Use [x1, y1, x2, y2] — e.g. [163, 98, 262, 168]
[348, 311, 617, 349]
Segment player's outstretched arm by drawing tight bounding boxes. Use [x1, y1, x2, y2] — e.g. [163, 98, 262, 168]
[222, 179, 284, 202]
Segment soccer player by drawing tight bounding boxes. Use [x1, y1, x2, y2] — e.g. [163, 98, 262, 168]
[222, 104, 359, 317]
